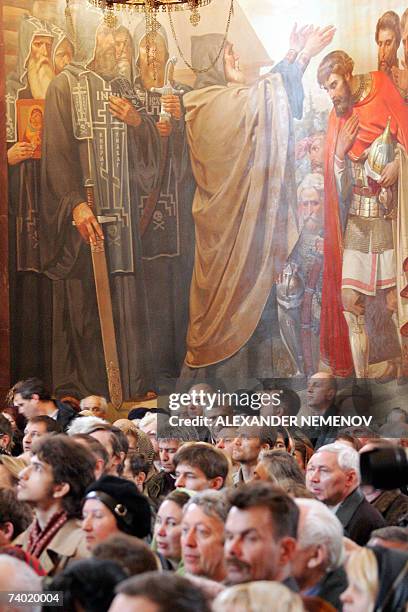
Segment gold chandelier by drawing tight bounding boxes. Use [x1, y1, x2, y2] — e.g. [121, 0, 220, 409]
[85, 0, 233, 75]
[89, 0, 213, 27]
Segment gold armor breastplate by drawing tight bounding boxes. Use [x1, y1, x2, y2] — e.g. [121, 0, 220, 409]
[344, 159, 396, 253]
[348, 160, 396, 219]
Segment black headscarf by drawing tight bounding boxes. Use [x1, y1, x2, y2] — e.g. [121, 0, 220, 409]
[84, 475, 151, 538]
[370, 546, 408, 611]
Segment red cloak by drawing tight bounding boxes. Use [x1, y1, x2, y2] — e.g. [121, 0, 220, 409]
[321, 71, 408, 376]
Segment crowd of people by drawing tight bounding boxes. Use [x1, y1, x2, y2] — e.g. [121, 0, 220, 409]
[0, 375, 407, 611]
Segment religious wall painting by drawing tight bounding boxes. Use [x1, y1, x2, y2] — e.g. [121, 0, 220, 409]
[277, 104, 328, 378]
[17, 99, 45, 159]
[3, 0, 408, 405]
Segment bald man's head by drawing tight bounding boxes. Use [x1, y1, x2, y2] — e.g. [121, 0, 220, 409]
[307, 372, 337, 413]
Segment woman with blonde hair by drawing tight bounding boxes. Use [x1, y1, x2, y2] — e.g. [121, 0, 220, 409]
[212, 581, 304, 612]
[341, 546, 408, 612]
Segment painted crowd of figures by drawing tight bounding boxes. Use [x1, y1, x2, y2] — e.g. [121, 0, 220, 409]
[5, 6, 408, 401]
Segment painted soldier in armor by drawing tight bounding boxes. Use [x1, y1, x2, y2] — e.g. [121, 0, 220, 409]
[277, 173, 324, 376]
[318, 50, 408, 378]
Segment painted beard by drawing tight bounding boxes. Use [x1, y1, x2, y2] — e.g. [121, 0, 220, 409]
[378, 53, 398, 74]
[333, 81, 353, 117]
[139, 60, 166, 89]
[27, 56, 55, 98]
[93, 47, 117, 80]
[378, 59, 398, 74]
[302, 212, 323, 232]
[117, 58, 132, 83]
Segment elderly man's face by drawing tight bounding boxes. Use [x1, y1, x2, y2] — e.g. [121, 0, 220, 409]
[224, 505, 293, 584]
[298, 187, 323, 231]
[306, 451, 352, 505]
[93, 26, 117, 78]
[54, 38, 73, 75]
[81, 396, 107, 419]
[30, 35, 53, 64]
[181, 503, 225, 581]
[27, 34, 55, 98]
[115, 28, 132, 81]
[377, 27, 399, 73]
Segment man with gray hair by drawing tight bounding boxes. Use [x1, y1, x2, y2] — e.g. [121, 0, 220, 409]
[306, 442, 385, 544]
[67, 415, 108, 436]
[293, 498, 347, 609]
[0, 555, 42, 612]
[297, 173, 324, 233]
[80, 395, 108, 419]
[181, 490, 228, 583]
[277, 174, 325, 376]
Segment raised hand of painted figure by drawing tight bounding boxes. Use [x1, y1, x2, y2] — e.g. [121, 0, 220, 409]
[289, 23, 314, 53]
[335, 113, 359, 160]
[302, 25, 336, 59]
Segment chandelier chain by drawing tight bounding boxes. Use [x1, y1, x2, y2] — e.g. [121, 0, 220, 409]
[167, 0, 234, 74]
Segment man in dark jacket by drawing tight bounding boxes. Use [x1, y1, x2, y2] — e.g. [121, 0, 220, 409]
[11, 378, 76, 432]
[306, 442, 385, 545]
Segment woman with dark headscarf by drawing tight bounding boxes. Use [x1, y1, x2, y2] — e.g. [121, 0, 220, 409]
[341, 546, 408, 611]
[82, 475, 151, 551]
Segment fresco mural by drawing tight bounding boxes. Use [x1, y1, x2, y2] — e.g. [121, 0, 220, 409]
[3, 0, 408, 408]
